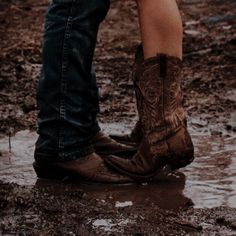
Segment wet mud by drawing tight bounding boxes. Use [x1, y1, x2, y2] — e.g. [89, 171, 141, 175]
[0, 0, 236, 235]
[0, 126, 236, 209]
[0, 124, 236, 235]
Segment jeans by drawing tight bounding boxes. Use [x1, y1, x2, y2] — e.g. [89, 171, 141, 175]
[35, 0, 110, 161]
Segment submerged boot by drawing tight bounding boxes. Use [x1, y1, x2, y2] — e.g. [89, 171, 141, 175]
[110, 44, 144, 146]
[33, 152, 133, 184]
[105, 54, 194, 181]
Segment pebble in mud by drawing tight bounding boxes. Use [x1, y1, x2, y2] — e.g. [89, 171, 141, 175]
[115, 201, 133, 208]
[210, 130, 223, 136]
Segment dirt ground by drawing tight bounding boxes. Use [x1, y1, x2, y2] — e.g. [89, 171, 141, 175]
[0, 0, 236, 235]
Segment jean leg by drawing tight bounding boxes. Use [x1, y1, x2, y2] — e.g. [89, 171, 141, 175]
[35, 0, 110, 160]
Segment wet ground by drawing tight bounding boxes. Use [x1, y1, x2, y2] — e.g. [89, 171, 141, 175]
[0, 125, 236, 209]
[0, 0, 236, 235]
[1, 122, 236, 235]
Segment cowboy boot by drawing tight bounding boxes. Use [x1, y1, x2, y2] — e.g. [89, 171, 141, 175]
[110, 44, 144, 146]
[33, 152, 134, 184]
[105, 54, 194, 181]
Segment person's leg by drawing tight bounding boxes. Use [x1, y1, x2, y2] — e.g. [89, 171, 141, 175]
[109, 0, 183, 145]
[105, 0, 194, 180]
[137, 0, 183, 59]
[36, 0, 110, 160]
[34, 0, 136, 184]
[36, 0, 135, 162]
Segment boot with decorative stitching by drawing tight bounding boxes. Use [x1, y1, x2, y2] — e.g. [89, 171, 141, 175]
[105, 54, 194, 181]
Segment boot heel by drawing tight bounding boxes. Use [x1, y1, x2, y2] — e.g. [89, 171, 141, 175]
[169, 150, 194, 170]
[167, 128, 194, 170]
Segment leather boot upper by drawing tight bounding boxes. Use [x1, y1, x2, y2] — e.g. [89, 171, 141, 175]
[105, 54, 194, 180]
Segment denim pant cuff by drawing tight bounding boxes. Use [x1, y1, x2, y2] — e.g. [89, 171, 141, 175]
[35, 145, 94, 162]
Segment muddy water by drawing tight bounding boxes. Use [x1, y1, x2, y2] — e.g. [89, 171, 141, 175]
[0, 123, 235, 209]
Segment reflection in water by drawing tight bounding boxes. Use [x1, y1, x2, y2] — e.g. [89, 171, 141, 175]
[80, 172, 191, 210]
[0, 130, 37, 185]
[35, 171, 191, 211]
[0, 124, 236, 209]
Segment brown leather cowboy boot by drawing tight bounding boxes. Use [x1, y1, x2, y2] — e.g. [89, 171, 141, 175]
[33, 131, 137, 184]
[105, 54, 194, 181]
[33, 152, 133, 184]
[110, 44, 144, 147]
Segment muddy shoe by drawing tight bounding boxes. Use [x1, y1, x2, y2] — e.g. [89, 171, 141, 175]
[92, 131, 137, 157]
[110, 44, 144, 147]
[105, 54, 194, 181]
[33, 152, 134, 184]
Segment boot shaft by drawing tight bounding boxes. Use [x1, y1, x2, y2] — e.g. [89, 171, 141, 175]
[134, 54, 186, 136]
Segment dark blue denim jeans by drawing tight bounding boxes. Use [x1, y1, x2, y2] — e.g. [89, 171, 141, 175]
[35, 0, 110, 161]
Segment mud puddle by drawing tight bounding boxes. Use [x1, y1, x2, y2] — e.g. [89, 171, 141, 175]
[0, 123, 235, 209]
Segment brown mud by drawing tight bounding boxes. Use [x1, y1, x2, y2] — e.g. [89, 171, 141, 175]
[0, 0, 236, 235]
